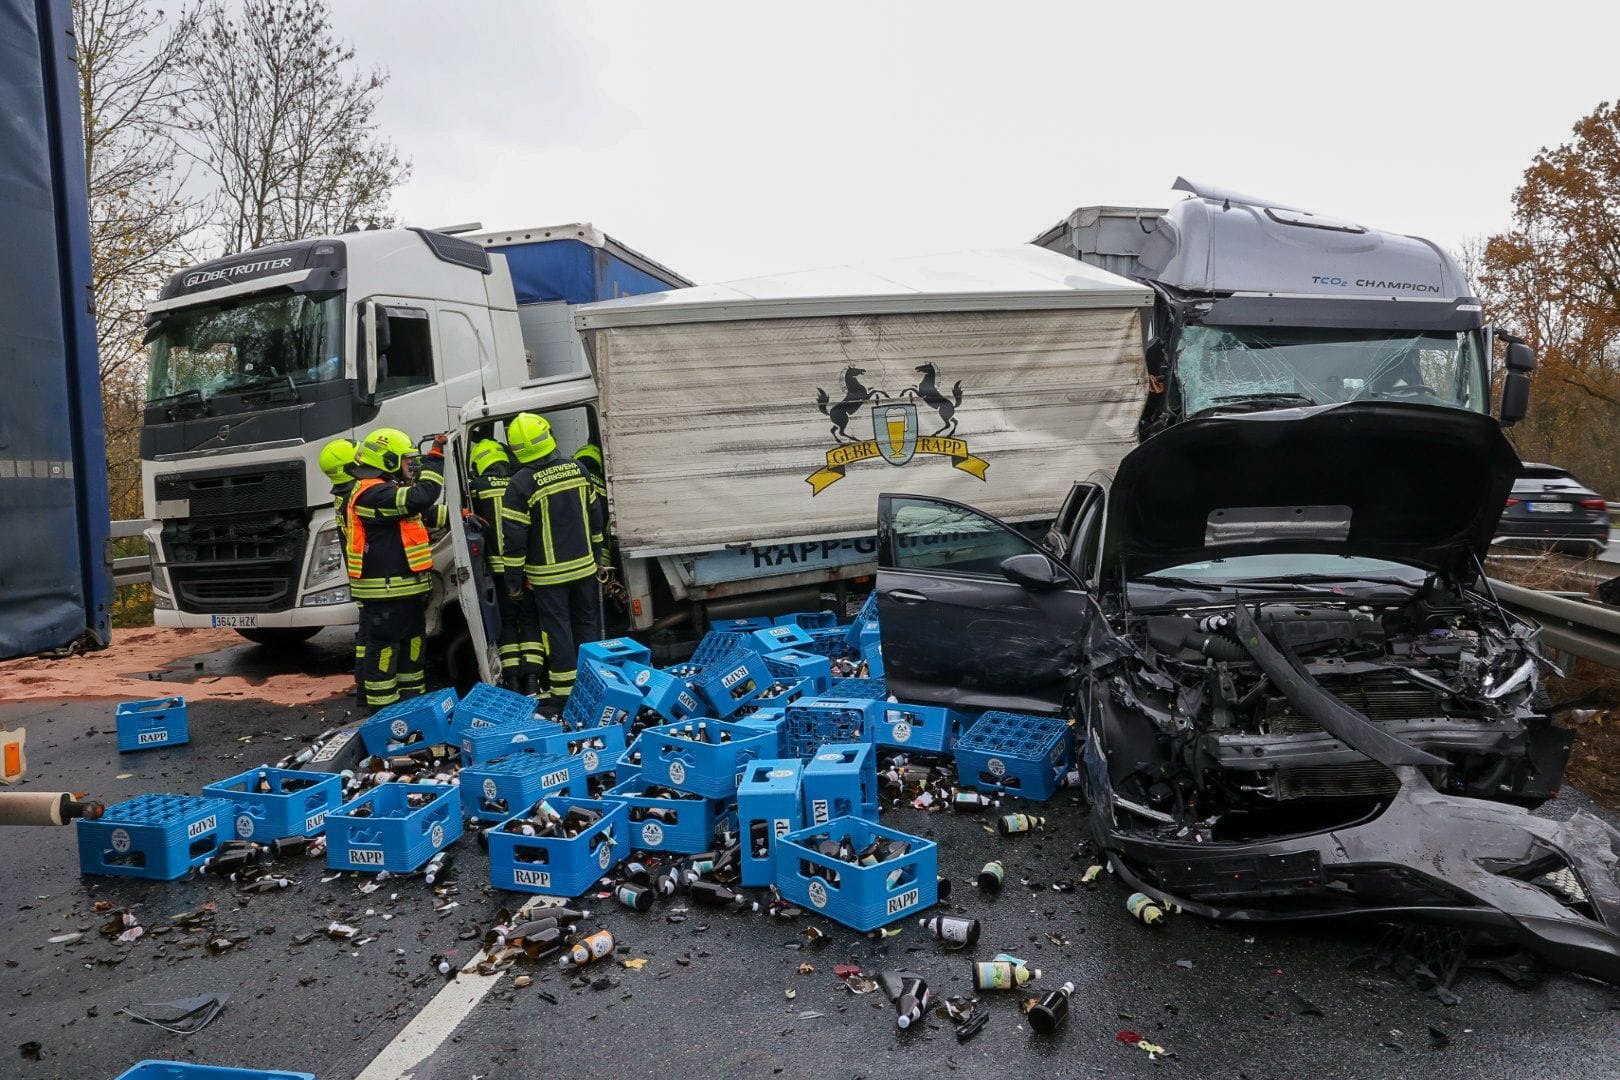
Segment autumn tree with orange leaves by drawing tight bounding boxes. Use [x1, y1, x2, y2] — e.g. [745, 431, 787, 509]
[1480, 100, 1620, 497]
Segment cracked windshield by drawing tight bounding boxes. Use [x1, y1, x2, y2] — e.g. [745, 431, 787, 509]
[1177, 325, 1484, 417]
[146, 290, 344, 401]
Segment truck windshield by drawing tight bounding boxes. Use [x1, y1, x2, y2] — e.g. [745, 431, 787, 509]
[1176, 325, 1484, 417]
[146, 290, 343, 401]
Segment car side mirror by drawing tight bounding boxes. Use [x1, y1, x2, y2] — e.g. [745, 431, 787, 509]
[1000, 552, 1074, 591]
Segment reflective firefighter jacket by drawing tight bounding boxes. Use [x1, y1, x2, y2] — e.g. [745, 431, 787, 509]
[344, 459, 445, 600]
[469, 465, 511, 568]
[499, 454, 606, 587]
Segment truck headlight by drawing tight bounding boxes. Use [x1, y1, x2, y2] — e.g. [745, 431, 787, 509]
[304, 524, 345, 589]
[300, 584, 352, 607]
[154, 592, 175, 610]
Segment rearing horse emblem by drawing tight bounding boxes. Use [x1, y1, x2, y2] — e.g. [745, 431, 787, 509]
[805, 362, 988, 495]
[815, 366, 887, 443]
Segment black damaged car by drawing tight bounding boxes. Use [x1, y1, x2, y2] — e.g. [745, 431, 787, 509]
[875, 401, 1620, 983]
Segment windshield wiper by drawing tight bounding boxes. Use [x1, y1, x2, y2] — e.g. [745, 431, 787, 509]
[1134, 575, 1340, 595]
[1223, 573, 1422, 589]
[1206, 391, 1319, 409]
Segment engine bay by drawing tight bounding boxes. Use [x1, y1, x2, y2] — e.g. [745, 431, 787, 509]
[1093, 582, 1568, 842]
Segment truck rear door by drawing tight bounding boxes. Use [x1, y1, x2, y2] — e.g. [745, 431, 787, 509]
[875, 492, 1100, 715]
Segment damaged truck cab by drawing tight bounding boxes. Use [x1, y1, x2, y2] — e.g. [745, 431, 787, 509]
[1032, 178, 1537, 435]
[877, 401, 1620, 984]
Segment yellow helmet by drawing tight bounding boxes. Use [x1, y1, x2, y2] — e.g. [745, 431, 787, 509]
[356, 427, 414, 473]
[470, 438, 512, 476]
[573, 442, 603, 473]
[319, 438, 357, 484]
[506, 413, 556, 463]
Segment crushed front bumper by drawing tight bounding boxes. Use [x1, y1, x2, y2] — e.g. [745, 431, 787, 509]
[1102, 768, 1620, 984]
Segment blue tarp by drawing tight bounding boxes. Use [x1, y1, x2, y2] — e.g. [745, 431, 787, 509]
[0, 0, 111, 658]
[498, 238, 683, 306]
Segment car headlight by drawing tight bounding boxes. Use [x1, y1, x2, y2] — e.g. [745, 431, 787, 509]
[300, 583, 352, 607]
[304, 524, 345, 589]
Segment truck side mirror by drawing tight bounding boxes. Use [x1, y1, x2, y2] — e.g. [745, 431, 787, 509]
[1504, 341, 1535, 374]
[1499, 370, 1531, 426]
[355, 302, 381, 405]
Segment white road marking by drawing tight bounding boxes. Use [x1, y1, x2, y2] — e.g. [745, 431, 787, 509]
[355, 895, 547, 1080]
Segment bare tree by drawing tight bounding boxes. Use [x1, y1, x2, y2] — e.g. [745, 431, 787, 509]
[176, 0, 409, 252]
[73, 0, 204, 520]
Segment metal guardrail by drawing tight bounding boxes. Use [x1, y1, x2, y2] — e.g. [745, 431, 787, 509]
[1489, 577, 1620, 671]
[110, 518, 152, 587]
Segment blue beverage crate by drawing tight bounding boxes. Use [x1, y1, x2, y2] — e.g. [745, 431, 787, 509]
[459, 716, 563, 765]
[773, 816, 938, 932]
[620, 661, 704, 722]
[800, 625, 858, 659]
[690, 630, 750, 666]
[561, 661, 646, 730]
[781, 697, 884, 758]
[577, 636, 653, 668]
[844, 592, 879, 650]
[452, 683, 535, 732]
[325, 782, 461, 873]
[709, 616, 775, 633]
[737, 680, 808, 719]
[77, 794, 233, 880]
[734, 709, 785, 755]
[361, 689, 458, 755]
[691, 651, 775, 718]
[114, 1062, 315, 1080]
[604, 779, 731, 853]
[737, 759, 804, 887]
[749, 623, 814, 654]
[871, 703, 959, 754]
[763, 649, 832, 694]
[860, 633, 884, 678]
[460, 752, 582, 822]
[583, 757, 640, 798]
[774, 610, 841, 630]
[533, 722, 628, 777]
[828, 677, 887, 700]
[488, 796, 627, 896]
[204, 766, 343, 840]
[801, 743, 878, 824]
[634, 719, 775, 799]
[115, 696, 189, 751]
[954, 710, 1074, 801]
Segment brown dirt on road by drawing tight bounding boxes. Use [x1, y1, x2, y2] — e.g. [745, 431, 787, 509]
[0, 626, 351, 706]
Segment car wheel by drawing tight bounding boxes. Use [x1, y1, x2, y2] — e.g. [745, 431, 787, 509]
[234, 627, 322, 650]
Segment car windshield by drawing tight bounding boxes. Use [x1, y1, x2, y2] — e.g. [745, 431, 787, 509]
[1176, 325, 1485, 417]
[1138, 553, 1426, 588]
[147, 290, 343, 401]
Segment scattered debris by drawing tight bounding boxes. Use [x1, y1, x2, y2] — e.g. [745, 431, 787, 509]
[119, 992, 229, 1035]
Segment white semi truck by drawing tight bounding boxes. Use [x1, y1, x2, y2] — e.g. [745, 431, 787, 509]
[139, 224, 689, 660]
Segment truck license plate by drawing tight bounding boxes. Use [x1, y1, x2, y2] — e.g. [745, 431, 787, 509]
[1527, 502, 1572, 514]
[211, 615, 258, 628]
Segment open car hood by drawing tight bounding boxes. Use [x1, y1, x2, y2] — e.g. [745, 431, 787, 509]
[1103, 401, 1521, 581]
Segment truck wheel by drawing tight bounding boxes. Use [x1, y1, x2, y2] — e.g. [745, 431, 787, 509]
[235, 627, 322, 649]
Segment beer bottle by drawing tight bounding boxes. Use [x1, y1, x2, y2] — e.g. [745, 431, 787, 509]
[1027, 981, 1075, 1034]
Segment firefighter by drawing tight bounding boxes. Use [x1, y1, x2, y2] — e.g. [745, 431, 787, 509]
[468, 438, 530, 689]
[573, 442, 606, 504]
[345, 427, 445, 710]
[500, 413, 605, 703]
[319, 437, 361, 694]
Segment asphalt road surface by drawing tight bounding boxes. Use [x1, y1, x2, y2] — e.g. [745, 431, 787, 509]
[3, 633, 1619, 1079]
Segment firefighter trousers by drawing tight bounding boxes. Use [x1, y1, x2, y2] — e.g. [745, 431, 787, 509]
[528, 576, 602, 699]
[357, 596, 427, 709]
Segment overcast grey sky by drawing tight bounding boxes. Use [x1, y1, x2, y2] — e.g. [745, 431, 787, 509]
[328, 1, 1617, 284]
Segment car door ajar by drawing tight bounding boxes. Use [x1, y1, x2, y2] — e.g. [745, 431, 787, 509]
[875, 493, 1101, 716]
[440, 435, 501, 687]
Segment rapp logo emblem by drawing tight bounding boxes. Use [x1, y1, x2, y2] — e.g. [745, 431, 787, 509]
[806, 364, 988, 494]
[807, 880, 829, 909]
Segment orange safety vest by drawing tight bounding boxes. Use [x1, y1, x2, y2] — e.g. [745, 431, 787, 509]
[344, 477, 433, 580]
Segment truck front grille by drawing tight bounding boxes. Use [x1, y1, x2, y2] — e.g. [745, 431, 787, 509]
[156, 461, 306, 518]
[161, 512, 307, 614]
